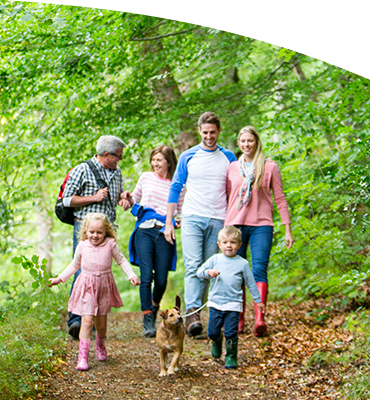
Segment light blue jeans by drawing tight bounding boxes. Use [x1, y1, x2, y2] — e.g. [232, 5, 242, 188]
[181, 215, 224, 310]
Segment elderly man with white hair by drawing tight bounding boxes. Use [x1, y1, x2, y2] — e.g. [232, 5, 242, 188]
[62, 135, 128, 339]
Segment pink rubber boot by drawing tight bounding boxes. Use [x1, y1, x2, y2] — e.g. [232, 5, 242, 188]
[76, 339, 90, 370]
[95, 333, 107, 361]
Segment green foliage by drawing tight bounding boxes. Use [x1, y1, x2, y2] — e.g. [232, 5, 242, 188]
[0, 282, 69, 399]
[0, 2, 370, 312]
[11, 254, 52, 290]
[340, 311, 370, 398]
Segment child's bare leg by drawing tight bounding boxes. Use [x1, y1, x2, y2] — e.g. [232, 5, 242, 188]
[80, 315, 94, 339]
[95, 315, 107, 338]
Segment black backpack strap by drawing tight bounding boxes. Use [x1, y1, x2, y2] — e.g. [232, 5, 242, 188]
[84, 160, 113, 206]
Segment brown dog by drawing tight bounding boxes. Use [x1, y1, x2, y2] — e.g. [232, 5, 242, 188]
[156, 295, 185, 376]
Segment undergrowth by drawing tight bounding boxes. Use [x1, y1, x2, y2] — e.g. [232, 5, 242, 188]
[0, 280, 69, 400]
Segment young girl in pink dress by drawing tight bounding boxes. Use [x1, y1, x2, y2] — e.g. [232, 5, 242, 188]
[49, 212, 140, 370]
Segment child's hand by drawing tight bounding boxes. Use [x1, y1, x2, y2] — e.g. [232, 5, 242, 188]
[48, 277, 61, 287]
[208, 269, 220, 278]
[256, 302, 265, 314]
[130, 276, 141, 286]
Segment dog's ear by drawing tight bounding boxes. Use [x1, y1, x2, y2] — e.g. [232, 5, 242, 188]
[175, 295, 181, 310]
[174, 306, 179, 312]
[160, 310, 168, 320]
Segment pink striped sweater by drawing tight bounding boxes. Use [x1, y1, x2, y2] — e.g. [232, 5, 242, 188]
[132, 172, 184, 217]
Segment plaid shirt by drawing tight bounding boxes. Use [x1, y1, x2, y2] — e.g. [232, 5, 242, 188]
[63, 156, 124, 222]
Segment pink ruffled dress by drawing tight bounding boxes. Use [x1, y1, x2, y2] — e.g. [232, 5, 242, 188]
[58, 237, 137, 316]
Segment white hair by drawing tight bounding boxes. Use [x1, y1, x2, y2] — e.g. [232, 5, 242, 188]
[96, 135, 126, 156]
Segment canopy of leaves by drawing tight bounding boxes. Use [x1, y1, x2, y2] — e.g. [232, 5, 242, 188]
[1, 2, 370, 299]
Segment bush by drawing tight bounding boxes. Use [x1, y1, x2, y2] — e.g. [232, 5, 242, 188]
[0, 283, 69, 399]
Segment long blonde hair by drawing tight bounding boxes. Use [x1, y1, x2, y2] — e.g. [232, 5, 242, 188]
[238, 126, 265, 191]
[78, 212, 117, 241]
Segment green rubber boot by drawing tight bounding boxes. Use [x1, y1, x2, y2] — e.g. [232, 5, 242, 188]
[211, 336, 223, 359]
[225, 337, 238, 369]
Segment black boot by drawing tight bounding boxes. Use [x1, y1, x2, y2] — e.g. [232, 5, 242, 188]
[152, 304, 160, 321]
[143, 313, 156, 338]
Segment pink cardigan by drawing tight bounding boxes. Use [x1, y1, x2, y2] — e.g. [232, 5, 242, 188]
[224, 160, 291, 227]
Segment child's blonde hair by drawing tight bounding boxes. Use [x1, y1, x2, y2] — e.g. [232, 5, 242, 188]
[78, 212, 117, 241]
[217, 226, 242, 243]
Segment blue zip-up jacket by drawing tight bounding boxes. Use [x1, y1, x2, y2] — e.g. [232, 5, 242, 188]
[128, 203, 178, 271]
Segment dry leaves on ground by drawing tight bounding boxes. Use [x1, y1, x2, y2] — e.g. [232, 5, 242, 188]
[39, 299, 352, 400]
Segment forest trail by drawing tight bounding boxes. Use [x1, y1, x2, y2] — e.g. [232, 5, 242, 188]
[39, 300, 351, 400]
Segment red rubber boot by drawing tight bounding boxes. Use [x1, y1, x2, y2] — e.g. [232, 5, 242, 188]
[237, 286, 246, 334]
[254, 282, 268, 336]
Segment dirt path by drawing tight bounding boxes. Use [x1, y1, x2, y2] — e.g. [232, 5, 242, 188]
[39, 300, 351, 399]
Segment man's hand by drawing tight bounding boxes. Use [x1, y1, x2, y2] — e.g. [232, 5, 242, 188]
[164, 203, 177, 244]
[164, 224, 175, 245]
[94, 187, 108, 202]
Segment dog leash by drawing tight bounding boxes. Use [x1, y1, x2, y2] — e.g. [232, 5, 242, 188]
[182, 274, 220, 319]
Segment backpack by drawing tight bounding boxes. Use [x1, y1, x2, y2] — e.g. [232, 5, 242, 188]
[55, 160, 110, 225]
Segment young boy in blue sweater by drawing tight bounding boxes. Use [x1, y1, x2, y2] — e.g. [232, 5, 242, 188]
[197, 226, 265, 368]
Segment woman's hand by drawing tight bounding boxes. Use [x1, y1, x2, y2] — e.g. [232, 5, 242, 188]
[285, 224, 294, 249]
[174, 218, 182, 229]
[130, 276, 141, 286]
[48, 277, 62, 287]
[119, 191, 134, 210]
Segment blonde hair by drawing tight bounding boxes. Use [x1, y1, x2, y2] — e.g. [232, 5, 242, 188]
[217, 226, 242, 244]
[238, 126, 265, 190]
[78, 213, 117, 241]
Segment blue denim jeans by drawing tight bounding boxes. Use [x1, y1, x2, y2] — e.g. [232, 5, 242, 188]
[67, 220, 82, 327]
[181, 215, 224, 309]
[208, 307, 239, 341]
[134, 227, 174, 312]
[235, 225, 273, 284]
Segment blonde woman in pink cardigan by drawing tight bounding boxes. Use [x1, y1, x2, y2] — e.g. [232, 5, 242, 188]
[225, 126, 293, 336]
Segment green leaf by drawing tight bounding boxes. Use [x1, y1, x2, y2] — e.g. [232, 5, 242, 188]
[32, 281, 40, 289]
[31, 255, 39, 264]
[20, 12, 34, 21]
[11, 256, 22, 264]
[277, 48, 296, 62]
[22, 261, 32, 270]
[29, 268, 38, 276]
